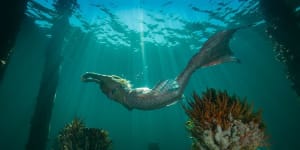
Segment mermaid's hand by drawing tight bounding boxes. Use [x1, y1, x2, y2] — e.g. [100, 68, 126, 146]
[81, 72, 110, 83]
[81, 72, 96, 82]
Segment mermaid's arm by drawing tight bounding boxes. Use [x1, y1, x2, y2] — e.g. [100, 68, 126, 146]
[81, 78, 100, 83]
[81, 72, 102, 83]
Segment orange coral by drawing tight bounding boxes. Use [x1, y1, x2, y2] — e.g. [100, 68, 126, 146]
[184, 88, 264, 130]
[183, 88, 268, 150]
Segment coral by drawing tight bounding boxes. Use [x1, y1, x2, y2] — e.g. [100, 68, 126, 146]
[55, 118, 112, 150]
[183, 88, 268, 150]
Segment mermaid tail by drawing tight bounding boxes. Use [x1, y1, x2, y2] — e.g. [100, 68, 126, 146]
[176, 27, 246, 89]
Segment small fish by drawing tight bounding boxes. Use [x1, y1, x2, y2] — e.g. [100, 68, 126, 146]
[82, 27, 247, 110]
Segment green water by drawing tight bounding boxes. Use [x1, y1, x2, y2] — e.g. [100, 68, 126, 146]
[0, 0, 299, 149]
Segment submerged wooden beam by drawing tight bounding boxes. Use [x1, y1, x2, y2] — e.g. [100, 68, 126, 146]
[26, 0, 77, 149]
[0, 0, 28, 83]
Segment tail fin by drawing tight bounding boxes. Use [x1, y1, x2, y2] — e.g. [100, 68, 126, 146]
[189, 26, 248, 69]
[176, 26, 251, 88]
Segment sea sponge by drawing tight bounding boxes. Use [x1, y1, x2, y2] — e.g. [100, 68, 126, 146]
[55, 118, 112, 150]
[183, 88, 268, 150]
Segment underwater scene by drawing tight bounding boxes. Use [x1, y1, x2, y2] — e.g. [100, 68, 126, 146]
[0, 0, 300, 150]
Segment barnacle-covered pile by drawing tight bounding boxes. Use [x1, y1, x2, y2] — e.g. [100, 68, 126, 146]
[56, 118, 112, 150]
[183, 88, 268, 150]
[261, 0, 300, 96]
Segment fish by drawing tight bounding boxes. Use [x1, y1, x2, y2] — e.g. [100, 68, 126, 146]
[81, 27, 246, 110]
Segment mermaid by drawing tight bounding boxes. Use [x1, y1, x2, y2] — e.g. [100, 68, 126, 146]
[81, 27, 243, 110]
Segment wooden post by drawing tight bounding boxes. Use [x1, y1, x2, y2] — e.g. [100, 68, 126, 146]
[260, 0, 300, 96]
[0, 0, 28, 83]
[26, 0, 77, 149]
